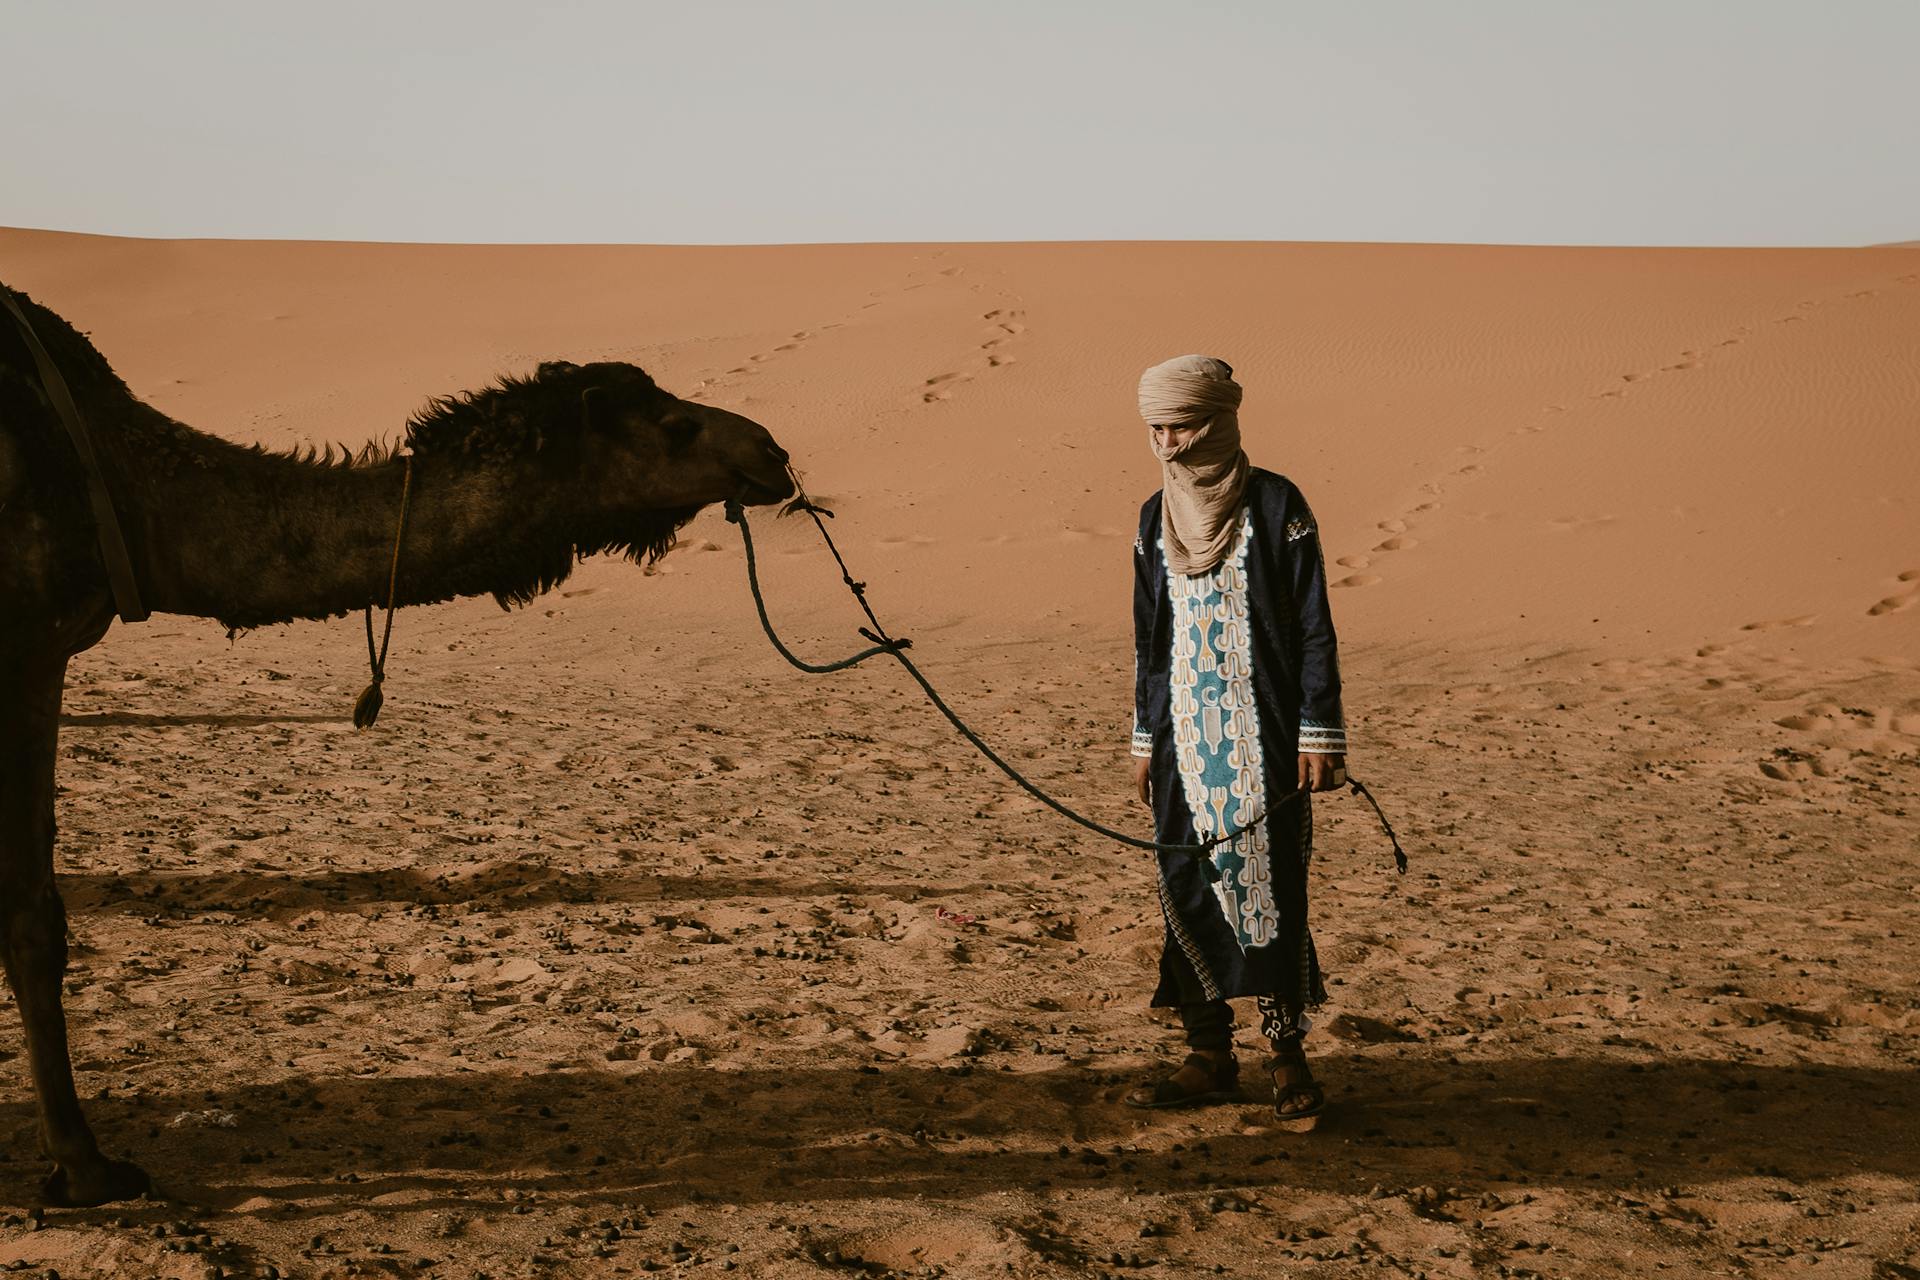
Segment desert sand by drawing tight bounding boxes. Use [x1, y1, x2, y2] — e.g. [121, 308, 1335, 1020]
[2, 226, 1917, 1278]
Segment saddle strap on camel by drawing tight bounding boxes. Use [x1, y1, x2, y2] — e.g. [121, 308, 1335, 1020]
[2, 287, 148, 624]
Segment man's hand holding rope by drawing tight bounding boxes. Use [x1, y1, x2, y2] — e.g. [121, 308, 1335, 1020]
[1133, 751, 1348, 812]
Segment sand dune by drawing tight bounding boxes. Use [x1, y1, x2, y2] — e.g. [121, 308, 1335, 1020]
[2, 228, 1917, 1277]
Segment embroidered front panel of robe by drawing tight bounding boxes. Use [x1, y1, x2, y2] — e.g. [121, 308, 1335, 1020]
[1165, 512, 1279, 950]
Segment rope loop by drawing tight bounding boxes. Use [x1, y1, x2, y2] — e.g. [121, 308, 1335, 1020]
[354, 455, 414, 729]
[728, 477, 1408, 872]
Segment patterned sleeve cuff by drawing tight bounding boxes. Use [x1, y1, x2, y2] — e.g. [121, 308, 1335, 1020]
[1299, 721, 1347, 754]
[1130, 726, 1154, 758]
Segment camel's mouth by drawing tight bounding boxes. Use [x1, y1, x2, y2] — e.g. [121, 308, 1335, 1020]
[733, 468, 797, 506]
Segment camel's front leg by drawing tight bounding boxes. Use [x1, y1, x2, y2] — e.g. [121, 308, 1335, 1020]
[0, 658, 149, 1207]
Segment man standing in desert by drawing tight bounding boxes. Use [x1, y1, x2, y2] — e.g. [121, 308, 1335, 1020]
[1124, 355, 1348, 1124]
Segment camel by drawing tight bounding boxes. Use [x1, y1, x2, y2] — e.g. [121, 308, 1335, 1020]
[0, 283, 796, 1206]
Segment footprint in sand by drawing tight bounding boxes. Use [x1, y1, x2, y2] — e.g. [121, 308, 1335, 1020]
[915, 305, 1025, 404]
[1373, 536, 1417, 552]
[1866, 569, 1920, 616]
[1740, 615, 1817, 632]
[1759, 758, 1824, 782]
[1331, 573, 1382, 589]
[974, 309, 1029, 348]
[1336, 554, 1372, 570]
[981, 335, 1017, 368]
[1773, 704, 1888, 742]
[922, 371, 964, 403]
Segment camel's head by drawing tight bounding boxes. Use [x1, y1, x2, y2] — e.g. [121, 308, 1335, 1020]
[548, 361, 796, 510]
[404, 361, 798, 592]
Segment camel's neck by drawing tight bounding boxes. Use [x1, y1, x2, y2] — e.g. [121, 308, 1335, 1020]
[117, 428, 590, 631]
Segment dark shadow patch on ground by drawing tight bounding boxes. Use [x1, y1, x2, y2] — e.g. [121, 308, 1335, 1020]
[61, 712, 347, 728]
[61, 866, 994, 916]
[6, 1053, 1914, 1218]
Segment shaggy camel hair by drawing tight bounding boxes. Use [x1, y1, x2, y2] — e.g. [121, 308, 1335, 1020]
[0, 283, 795, 1206]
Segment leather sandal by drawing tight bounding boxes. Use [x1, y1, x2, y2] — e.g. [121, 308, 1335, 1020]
[1124, 1051, 1240, 1109]
[1267, 1044, 1327, 1130]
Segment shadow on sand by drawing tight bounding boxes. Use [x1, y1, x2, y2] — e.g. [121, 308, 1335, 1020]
[7, 1052, 1914, 1219]
[60, 712, 348, 729]
[60, 865, 993, 915]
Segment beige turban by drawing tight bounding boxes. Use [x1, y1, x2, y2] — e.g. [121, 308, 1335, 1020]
[1138, 354, 1249, 576]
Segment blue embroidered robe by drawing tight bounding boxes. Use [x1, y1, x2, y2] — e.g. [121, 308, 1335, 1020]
[1131, 468, 1346, 1008]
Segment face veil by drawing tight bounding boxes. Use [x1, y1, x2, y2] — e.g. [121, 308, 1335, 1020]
[1138, 354, 1249, 576]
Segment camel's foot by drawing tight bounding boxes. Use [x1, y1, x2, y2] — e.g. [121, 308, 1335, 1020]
[41, 1157, 150, 1208]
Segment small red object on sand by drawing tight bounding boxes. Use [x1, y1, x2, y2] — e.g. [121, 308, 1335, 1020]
[935, 906, 979, 926]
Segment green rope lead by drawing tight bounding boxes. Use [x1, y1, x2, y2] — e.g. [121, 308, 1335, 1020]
[724, 495, 1407, 872]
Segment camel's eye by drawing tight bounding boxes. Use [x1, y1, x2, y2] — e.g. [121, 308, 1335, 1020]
[661, 418, 702, 453]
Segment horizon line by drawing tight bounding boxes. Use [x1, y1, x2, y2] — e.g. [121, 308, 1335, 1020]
[6, 224, 1916, 254]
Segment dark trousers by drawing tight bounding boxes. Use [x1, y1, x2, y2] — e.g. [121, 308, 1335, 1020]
[1180, 997, 1306, 1054]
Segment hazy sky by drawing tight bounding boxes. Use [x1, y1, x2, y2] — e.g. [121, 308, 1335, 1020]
[4, 0, 1914, 246]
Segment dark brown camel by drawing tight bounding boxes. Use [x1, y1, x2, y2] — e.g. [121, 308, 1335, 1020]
[0, 283, 795, 1206]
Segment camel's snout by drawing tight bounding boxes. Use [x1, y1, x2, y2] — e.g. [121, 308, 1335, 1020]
[689, 400, 794, 505]
[732, 434, 797, 506]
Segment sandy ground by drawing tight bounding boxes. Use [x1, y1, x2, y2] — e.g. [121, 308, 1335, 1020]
[2, 229, 1917, 1278]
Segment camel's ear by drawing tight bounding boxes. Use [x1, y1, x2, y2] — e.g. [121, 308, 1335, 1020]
[538, 360, 580, 379]
[580, 385, 607, 431]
